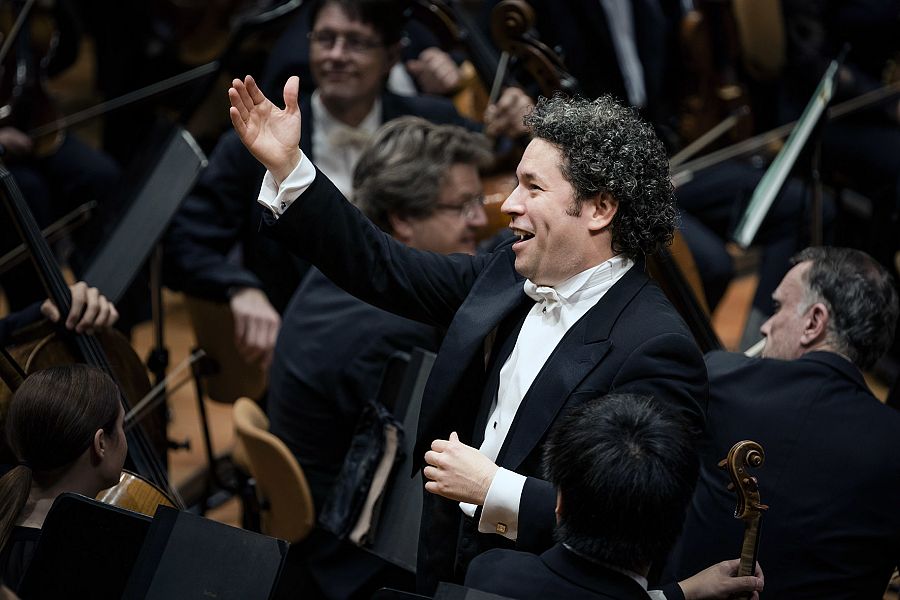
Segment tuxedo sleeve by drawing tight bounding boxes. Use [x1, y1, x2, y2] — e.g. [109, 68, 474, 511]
[261, 167, 492, 328]
[515, 477, 558, 552]
[612, 330, 707, 436]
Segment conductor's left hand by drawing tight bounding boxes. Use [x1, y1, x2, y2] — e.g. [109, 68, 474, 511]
[424, 432, 499, 505]
[229, 75, 302, 185]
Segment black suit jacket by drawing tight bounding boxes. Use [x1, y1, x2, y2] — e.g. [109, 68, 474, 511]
[163, 91, 471, 311]
[264, 171, 707, 591]
[664, 350, 900, 599]
[465, 544, 652, 600]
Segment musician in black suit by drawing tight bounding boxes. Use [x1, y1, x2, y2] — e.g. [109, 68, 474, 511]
[230, 74, 707, 592]
[664, 246, 900, 599]
[163, 0, 473, 367]
[465, 395, 763, 600]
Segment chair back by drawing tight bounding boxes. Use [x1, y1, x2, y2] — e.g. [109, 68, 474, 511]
[232, 397, 315, 542]
[184, 296, 266, 403]
[731, 0, 785, 81]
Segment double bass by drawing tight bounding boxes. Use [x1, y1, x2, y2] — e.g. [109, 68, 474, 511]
[0, 161, 180, 516]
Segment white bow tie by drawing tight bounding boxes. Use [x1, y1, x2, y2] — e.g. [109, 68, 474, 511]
[328, 126, 372, 150]
[524, 281, 562, 317]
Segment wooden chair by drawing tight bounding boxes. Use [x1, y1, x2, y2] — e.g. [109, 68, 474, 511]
[232, 397, 315, 543]
[182, 295, 266, 404]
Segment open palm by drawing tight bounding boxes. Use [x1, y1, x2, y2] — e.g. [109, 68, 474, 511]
[229, 75, 302, 183]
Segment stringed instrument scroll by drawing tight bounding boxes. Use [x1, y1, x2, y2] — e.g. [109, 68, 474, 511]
[718, 439, 768, 597]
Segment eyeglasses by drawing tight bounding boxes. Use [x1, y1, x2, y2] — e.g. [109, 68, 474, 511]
[433, 196, 486, 220]
[307, 30, 383, 53]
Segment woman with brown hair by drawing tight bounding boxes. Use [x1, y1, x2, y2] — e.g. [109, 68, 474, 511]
[0, 364, 126, 592]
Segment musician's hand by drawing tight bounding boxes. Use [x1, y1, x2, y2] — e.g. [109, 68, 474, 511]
[229, 287, 280, 369]
[424, 432, 498, 505]
[483, 87, 533, 138]
[229, 75, 302, 185]
[41, 281, 119, 334]
[0, 127, 34, 157]
[678, 559, 764, 600]
[406, 47, 463, 96]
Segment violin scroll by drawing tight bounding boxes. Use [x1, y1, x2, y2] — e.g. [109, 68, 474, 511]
[718, 440, 768, 520]
[489, 0, 578, 97]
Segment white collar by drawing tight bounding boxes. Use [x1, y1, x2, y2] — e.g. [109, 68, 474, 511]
[524, 255, 632, 303]
[311, 90, 382, 137]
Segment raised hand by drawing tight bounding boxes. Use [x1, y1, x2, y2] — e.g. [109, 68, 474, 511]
[228, 75, 303, 185]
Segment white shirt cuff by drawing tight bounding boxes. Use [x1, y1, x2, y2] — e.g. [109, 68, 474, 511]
[477, 468, 526, 540]
[257, 151, 317, 218]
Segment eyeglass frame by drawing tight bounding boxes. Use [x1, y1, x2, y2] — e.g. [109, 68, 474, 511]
[432, 195, 487, 220]
[307, 29, 385, 54]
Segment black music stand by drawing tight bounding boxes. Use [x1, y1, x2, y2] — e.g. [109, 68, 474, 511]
[123, 505, 288, 600]
[732, 47, 848, 249]
[83, 126, 207, 386]
[17, 493, 152, 600]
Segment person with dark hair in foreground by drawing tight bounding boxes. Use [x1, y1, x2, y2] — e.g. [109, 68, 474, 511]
[229, 75, 707, 592]
[465, 395, 763, 600]
[665, 247, 900, 599]
[0, 365, 126, 593]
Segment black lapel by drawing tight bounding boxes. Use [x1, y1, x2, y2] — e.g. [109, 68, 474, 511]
[414, 245, 525, 458]
[497, 265, 650, 471]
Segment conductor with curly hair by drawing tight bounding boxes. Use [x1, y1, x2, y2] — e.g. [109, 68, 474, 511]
[228, 74, 708, 593]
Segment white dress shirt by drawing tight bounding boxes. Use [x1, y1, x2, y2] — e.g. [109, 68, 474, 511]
[257, 162, 636, 544]
[461, 256, 633, 540]
[310, 91, 381, 198]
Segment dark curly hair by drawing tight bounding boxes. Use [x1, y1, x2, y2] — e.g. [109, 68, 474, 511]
[524, 94, 676, 259]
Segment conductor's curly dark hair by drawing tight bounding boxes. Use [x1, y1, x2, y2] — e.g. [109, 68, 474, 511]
[524, 94, 677, 259]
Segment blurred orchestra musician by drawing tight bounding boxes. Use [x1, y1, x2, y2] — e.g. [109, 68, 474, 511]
[0, 0, 122, 316]
[163, 0, 487, 370]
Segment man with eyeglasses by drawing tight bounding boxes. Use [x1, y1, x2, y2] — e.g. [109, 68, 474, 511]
[266, 116, 493, 600]
[163, 0, 479, 369]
